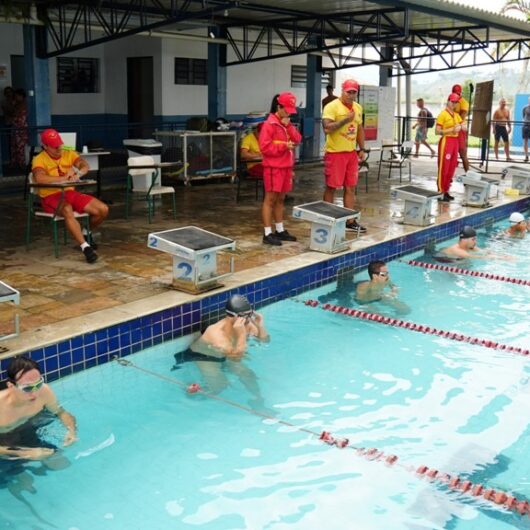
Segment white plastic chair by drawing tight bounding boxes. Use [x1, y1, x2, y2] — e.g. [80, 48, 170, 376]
[126, 156, 176, 223]
[25, 173, 90, 257]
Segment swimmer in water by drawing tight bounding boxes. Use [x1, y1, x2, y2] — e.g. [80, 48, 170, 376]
[355, 261, 410, 314]
[437, 225, 515, 261]
[505, 212, 529, 239]
[0, 356, 77, 461]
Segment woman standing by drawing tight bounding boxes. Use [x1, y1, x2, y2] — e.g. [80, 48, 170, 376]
[10, 88, 28, 170]
[259, 92, 301, 246]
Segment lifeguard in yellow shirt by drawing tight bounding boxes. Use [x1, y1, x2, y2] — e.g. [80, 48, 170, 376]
[435, 93, 463, 202]
[452, 84, 470, 172]
[322, 79, 367, 233]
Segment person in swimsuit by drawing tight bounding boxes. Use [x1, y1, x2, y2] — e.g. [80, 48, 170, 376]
[505, 212, 529, 239]
[175, 295, 269, 400]
[0, 357, 77, 461]
[492, 98, 512, 161]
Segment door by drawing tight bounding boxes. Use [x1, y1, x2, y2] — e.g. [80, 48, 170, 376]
[127, 57, 154, 138]
[10, 55, 25, 89]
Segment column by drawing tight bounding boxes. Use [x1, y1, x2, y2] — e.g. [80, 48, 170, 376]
[303, 52, 322, 160]
[207, 27, 227, 121]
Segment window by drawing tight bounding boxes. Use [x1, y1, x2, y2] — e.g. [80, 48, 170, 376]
[290, 65, 334, 88]
[57, 57, 99, 93]
[174, 58, 208, 85]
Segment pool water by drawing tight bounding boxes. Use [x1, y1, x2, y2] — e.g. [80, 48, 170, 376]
[1, 219, 530, 530]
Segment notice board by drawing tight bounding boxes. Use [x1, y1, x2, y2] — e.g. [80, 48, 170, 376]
[471, 81, 494, 139]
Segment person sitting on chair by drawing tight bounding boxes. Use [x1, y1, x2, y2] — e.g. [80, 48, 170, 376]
[32, 129, 109, 263]
[240, 123, 264, 178]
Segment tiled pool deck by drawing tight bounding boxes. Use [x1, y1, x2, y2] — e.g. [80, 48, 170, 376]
[0, 156, 528, 381]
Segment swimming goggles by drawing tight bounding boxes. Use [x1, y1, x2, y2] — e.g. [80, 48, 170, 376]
[377, 272, 389, 278]
[16, 376, 45, 393]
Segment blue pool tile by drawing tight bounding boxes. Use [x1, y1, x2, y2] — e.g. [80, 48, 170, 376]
[85, 343, 96, 360]
[58, 340, 71, 354]
[96, 341, 108, 356]
[71, 336, 83, 349]
[72, 363, 84, 374]
[46, 370, 60, 382]
[108, 337, 119, 352]
[59, 352, 72, 368]
[85, 358, 97, 369]
[60, 366, 73, 378]
[131, 342, 142, 354]
[95, 329, 107, 342]
[120, 346, 131, 357]
[83, 332, 96, 346]
[131, 329, 142, 345]
[45, 356, 58, 374]
[44, 344, 58, 358]
[31, 348, 44, 362]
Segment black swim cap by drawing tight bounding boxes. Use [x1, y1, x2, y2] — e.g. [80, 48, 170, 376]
[459, 225, 476, 239]
[226, 294, 252, 316]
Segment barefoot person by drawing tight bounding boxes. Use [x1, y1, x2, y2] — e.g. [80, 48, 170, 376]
[0, 357, 77, 461]
[412, 98, 435, 158]
[492, 98, 512, 161]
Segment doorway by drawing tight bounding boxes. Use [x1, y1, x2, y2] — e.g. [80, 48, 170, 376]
[10, 55, 25, 89]
[127, 57, 154, 138]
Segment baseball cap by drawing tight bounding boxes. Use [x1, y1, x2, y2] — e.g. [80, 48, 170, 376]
[448, 93, 461, 103]
[342, 79, 359, 92]
[509, 212, 525, 224]
[452, 84, 462, 94]
[459, 225, 477, 239]
[277, 92, 297, 114]
[40, 128, 64, 148]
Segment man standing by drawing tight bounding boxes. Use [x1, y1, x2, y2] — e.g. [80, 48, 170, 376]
[322, 85, 338, 109]
[435, 93, 463, 202]
[32, 129, 109, 263]
[452, 84, 470, 172]
[522, 96, 530, 162]
[0, 356, 77, 460]
[412, 98, 435, 157]
[322, 79, 367, 233]
[492, 98, 512, 161]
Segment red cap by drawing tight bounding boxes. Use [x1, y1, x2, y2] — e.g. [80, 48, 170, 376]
[40, 128, 64, 148]
[277, 92, 297, 114]
[448, 93, 461, 103]
[342, 79, 359, 92]
[452, 84, 462, 94]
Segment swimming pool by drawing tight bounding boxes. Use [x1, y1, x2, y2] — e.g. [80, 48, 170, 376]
[1, 217, 530, 529]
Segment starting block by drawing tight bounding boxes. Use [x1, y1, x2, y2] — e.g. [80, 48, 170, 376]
[0, 281, 20, 341]
[503, 165, 530, 195]
[458, 172, 499, 207]
[391, 185, 442, 226]
[293, 201, 360, 253]
[147, 226, 235, 293]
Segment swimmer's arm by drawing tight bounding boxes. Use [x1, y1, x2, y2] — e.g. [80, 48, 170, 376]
[44, 388, 77, 445]
[252, 313, 270, 342]
[0, 445, 55, 460]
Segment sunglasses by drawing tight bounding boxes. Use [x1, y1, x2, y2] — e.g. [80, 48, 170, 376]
[16, 376, 45, 393]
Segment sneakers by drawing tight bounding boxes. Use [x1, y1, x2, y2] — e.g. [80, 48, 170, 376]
[274, 230, 297, 242]
[263, 234, 282, 246]
[83, 246, 98, 263]
[438, 193, 453, 202]
[346, 220, 367, 233]
[82, 229, 98, 249]
[445, 193, 455, 201]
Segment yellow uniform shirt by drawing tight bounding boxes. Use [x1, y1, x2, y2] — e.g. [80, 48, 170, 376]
[240, 132, 261, 170]
[436, 109, 462, 138]
[323, 98, 363, 153]
[454, 97, 469, 119]
[32, 149, 80, 198]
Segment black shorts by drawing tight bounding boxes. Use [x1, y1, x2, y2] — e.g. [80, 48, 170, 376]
[494, 125, 509, 142]
[523, 125, 530, 140]
[172, 348, 226, 369]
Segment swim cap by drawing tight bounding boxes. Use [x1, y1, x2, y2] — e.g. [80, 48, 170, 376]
[226, 294, 252, 316]
[459, 225, 477, 239]
[509, 212, 525, 224]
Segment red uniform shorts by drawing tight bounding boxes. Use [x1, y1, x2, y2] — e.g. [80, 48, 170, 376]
[324, 151, 359, 189]
[41, 190, 94, 214]
[263, 167, 293, 193]
[458, 129, 467, 151]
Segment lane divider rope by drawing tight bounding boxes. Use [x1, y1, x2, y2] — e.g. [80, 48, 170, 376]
[405, 259, 530, 286]
[304, 300, 530, 356]
[114, 356, 529, 518]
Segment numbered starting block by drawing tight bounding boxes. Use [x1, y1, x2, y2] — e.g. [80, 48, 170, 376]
[292, 201, 360, 253]
[503, 165, 530, 195]
[458, 172, 499, 207]
[391, 185, 442, 226]
[147, 226, 235, 293]
[0, 280, 20, 341]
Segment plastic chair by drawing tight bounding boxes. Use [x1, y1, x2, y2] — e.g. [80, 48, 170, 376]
[235, 150, 263, 202]
[386, 140, 413, 183]
[126, 156, 176, 223]
[25, 173, 90, 258]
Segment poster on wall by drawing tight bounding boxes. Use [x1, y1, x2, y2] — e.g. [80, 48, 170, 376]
[360, 87, 379, 141]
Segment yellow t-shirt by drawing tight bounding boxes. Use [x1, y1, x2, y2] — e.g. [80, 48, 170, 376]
[454, 97, 469, 118]
[436, 109, 462, 138]
[32, 149, 80, 198]
[240, 132, 261, 170]
[323, 98, 363, 153]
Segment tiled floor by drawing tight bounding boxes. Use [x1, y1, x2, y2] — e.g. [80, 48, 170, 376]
[0, 155, 522, 356]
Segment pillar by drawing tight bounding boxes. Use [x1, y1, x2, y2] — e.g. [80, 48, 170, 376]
[207, 26, 226, 121]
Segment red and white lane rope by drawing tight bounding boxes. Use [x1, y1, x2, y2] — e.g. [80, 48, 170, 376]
[406, 259, 530, 286]
[304, 300, 530, 356]
[115, 356, 530, 518]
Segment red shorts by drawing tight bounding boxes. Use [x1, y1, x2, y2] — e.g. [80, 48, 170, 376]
[458, 129, 467, 151]
[41, 190, 94, 214]
[263, 167, 293, 193]
[324, 151, 359, 188]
